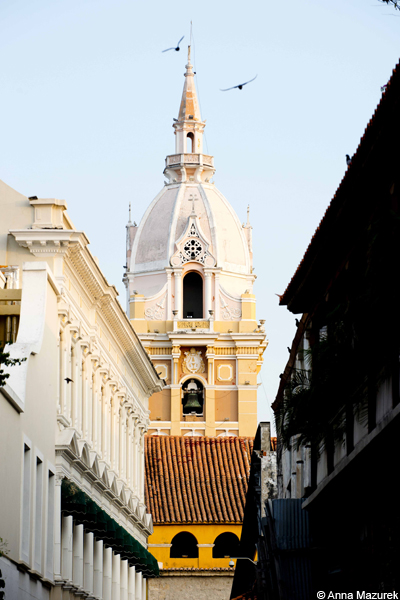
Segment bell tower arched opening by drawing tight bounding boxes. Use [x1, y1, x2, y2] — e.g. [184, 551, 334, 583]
[183, 271, 203, 318]
[182, 379, 204, 416]
[187, 132, 194, 153]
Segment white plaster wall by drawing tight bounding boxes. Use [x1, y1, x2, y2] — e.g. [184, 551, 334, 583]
[0, 557, 50, 600]
[0, 276, 58, 568]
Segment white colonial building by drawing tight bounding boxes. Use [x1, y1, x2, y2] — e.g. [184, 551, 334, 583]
[0, 180, 163, 599]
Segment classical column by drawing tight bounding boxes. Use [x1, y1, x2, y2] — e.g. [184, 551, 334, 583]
[135, 570, 142, 600]
[112, 553, 121, 600]
[142, 577, 146, 600]
[121, 559, 128, 600]
[204, 270, 212, 317]
[214, 271, 220, 321]
[53, 475, 63, 581]
[83, 531, 94, 595]
[174, 269, 183, 318]
[128, 565, 136, 600]
[205, 346, 216, 437]
[73, 523, 84, 590]
[166, 269, 172, 321]
[132, 418, 139, 496]
[103, 546, 113, 600]
[61, 515, 73, 583]
[93, 539, 103, 598]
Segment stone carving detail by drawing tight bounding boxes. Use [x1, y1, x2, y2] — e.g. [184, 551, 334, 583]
[189, 223, 198, 237]
[183, 238, 203, 259]
[170, 215, 216, 268]
[220, 295, 242, 320]
[145, 294, 166, 320]
[182, 348, 205, 374]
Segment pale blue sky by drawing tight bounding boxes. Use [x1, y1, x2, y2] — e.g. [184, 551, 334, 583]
[1, 0, 399, 429]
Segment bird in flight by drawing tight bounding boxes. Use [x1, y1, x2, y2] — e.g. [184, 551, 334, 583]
[65, 377, 73, 384]
[162, 36, 184, 53]
[220, 75, 257, 91]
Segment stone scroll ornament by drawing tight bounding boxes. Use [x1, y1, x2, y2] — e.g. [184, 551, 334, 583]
[220, 295, 242, 320]
[145, 294, 166, 320]
[182, 348, 205, 374]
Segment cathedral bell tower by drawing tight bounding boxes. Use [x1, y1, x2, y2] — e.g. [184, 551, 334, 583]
[125, 47, 267, 438]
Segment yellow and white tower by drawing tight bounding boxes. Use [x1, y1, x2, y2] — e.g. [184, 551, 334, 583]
[125, 48, 267, 438]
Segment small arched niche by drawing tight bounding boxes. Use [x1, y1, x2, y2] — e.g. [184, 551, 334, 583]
[183, 271, 203, 318]
[170, 532, 198, 558]
[212, 532, 240, 558]
[182, 378, 204, 416]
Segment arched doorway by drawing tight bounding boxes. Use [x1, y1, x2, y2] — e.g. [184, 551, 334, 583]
[183, 272, 203, 319]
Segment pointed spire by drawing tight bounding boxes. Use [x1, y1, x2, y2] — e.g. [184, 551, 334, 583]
[178, 46, 202, 122]
[246, 204, 250, 227]
[128, 202, 132, 224]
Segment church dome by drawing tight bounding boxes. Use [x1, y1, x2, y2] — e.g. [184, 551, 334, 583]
[131, 183, 250, 277]
[126, 47, 254, 304]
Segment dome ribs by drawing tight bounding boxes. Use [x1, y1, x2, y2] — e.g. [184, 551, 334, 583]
[144, 436, 255, 524]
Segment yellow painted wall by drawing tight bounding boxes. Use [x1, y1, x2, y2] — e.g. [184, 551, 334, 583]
[148, 523, 242, 570]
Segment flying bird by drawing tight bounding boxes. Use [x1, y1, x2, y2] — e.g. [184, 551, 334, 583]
[346, 154, 352, 166]
[220, 75, 257, 91]
[162, 36, 184, 53]
[64, 377, 73, 384]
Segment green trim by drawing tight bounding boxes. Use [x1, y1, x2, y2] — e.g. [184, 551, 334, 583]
[61, 479, 159, 577]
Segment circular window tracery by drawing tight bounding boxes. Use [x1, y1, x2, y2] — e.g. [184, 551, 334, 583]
[183, 239, 202, 259]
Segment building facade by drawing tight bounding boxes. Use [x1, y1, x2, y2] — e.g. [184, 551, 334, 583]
[0, 182, 163, 599]
[125, 47, 267, 440]
[124, 47, 268, 599]
[272, 59, 400, 594]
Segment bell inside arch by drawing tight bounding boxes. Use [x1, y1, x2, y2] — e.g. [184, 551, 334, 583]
[183, 379, 203, 414]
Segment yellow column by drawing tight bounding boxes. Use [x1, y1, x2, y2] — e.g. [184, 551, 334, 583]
[205, 346, 215, 436]
[171, 345, 181, 435]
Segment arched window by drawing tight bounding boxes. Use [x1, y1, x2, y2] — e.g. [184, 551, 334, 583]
[187, 132, 194, 153]
[170, 532, 198, 558]
[182, 378, 204, 416]
[212, 532, 240, 558]
[183, 272, 203, 319]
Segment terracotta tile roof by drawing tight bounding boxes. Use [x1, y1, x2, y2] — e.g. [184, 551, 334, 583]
[161, 567, 234, 572]
[145, 436, 254, 524]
